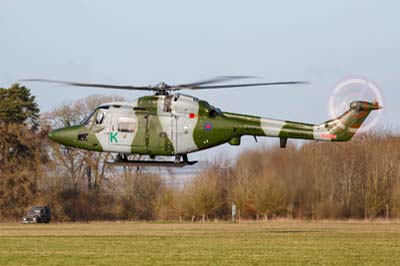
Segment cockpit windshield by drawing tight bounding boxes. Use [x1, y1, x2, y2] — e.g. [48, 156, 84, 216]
[80, 111, 96, 127]
[80, 107, 108, 127]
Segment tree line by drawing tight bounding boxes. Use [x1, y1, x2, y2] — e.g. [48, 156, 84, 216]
[1, 84, 399, 221]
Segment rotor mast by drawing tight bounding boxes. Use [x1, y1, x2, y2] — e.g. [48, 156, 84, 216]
[154, 82, 170, 95]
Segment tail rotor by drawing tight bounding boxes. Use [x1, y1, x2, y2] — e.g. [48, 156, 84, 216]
[329, 77, 384, 133]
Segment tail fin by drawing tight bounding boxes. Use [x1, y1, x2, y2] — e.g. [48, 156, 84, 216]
[315, 101, 382, 141]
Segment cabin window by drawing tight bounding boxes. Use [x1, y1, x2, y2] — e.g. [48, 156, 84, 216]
[118, 117, 136, 133]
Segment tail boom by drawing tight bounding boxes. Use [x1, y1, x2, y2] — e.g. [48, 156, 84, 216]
[259, 101, 381, 142]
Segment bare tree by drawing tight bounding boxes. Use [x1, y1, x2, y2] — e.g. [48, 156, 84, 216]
[229, 165, 254, 221]
[184, 170, 221, 222]
[252, 174, 286, 220]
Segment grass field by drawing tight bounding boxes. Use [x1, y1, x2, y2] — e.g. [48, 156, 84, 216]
[0, 220, 399, 265]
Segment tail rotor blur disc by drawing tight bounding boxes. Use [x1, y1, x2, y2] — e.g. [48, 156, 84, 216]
[329, 78, 383, 133]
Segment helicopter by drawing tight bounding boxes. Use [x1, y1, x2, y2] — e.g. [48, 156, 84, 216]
[23, 77, 381, 167]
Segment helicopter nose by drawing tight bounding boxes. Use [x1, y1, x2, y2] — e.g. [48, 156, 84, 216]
[48, 127, 77, 145]
[48, 128, 63, 143]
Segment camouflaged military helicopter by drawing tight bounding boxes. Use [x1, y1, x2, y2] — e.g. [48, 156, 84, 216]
[24, 77, 381, 167]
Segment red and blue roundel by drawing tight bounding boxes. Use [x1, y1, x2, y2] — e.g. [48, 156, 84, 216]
[204, 122, 213, 131]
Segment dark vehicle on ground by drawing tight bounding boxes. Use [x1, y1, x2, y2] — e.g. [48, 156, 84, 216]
[22, 206, 51, 224]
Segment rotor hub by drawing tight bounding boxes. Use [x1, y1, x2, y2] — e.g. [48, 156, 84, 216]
[156, 82, 168, 89]
[153, 82, 171, 95]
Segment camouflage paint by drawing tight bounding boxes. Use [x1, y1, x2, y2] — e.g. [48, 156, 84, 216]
[48, 94, 381, 156]
[49, 125, 103, 152]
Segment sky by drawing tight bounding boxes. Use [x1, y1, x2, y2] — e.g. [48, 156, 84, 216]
[1, 0, 399, 162]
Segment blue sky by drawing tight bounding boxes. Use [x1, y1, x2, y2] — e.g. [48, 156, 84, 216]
[1, 0, 399, 160]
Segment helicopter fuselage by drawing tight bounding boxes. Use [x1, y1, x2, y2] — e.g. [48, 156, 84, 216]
[48, 93, 380, 159]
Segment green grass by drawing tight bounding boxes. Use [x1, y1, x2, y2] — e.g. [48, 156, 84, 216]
[0, 220, 399, 265]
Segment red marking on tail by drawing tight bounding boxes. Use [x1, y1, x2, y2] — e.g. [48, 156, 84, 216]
[320, 133, 337, 139]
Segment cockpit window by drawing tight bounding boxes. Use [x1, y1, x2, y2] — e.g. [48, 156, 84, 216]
[81, 111, 96, 127]
[95, 111, 105, 125]
[81, 109, 107, 127]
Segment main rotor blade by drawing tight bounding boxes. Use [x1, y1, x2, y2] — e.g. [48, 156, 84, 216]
[21, 78, 309, 92]
[21, 79, 153, 91]
[177, 75, 255, 87]
[173, 81, 309, 90]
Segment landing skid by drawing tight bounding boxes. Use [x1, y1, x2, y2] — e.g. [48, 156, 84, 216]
[106, 160, 198, 168]
[106, 154, 197, 168]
